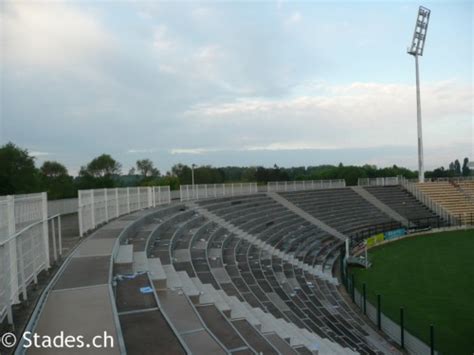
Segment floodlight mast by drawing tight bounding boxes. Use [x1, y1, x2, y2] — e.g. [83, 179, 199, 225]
[408, 6, 430, 183]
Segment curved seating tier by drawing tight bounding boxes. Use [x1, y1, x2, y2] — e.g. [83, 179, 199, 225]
[279, 188, 395, 237]
[27, 190, 402, 355]
[363, 186, 441, 227]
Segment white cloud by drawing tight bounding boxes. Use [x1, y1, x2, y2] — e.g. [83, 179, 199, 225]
[183, 80, 472, 150]
[286, 12, 302, 25]
[30, 151, 51, 157]
[2, 0, 113, 69]
[170, 147, 222, 155]
[127, 148, 157, 154]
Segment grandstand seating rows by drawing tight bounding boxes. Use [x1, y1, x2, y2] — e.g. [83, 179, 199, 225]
[25, 185, 448, 355]
[416, 182, 474, 224]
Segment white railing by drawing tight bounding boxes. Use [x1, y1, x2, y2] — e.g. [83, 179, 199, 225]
[358, 177, 400, 186]
[0, 193, 45, 239]
[47, 198, 78, 216]
[0, 193, 62, 326]
[78, 186, 171, 236]
[399, 176, 457, 225]
[180, 183, 258, 202]
[267, 179, 346, 192]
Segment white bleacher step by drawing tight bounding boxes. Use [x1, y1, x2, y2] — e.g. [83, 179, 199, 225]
[190, 277, 215, 304]
[148, 257, 167, 289]
[162, 264, 183, 290]
[176, 271, 200, 300]
[202, 284, 231, 314]
[133, 251, 148, 273]
[115, 245, 133, 264]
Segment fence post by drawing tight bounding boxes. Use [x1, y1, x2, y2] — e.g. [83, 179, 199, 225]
[41, 192, 50, 269]
[351, 274, 355, 302]
[58, 215, 63, 257]
[90, 190, 96, 229]
[430, 324, 434, 355]
[78, 191, 84, 237]
[400, 307, 404, 348]
[51, 218, 57, 263]
[104, 188, 109, 222]
[7, 196, 20, 304]
[115, 188, 119, 217]
[363, 283, 367, 315]
[377, 294, 381, 330]
[127, 187, 131, 213]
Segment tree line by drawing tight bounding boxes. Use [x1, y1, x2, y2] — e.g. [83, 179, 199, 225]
[0, 142, 471, 199]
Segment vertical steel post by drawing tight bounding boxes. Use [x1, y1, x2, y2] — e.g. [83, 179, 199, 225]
[430, 324, 434, 355]
[42, 192, 50, 268]
[400, 307, 405, 348]
[351, 274, 355, 302]
[415, 55, 424, 183]
[377, 294, 381, 330]
[363, 283, 367, 315]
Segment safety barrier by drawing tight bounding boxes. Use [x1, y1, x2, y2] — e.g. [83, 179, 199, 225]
[0, 193, 62, 326]
[78, 186, 171, 236]
[180, 183, 258, 201]
[357, 177, 400, 186]
[47, 198, 78, 216]
[267, 179, 346, 192]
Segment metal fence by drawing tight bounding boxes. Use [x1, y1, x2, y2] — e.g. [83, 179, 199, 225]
[179, 183, 258, 202]
[0, 193, 63, 326]
[267, 179, 346, 192]
[352, 288, 435, 354]
[357, 177, 400, 186]
[47, 198, 78, 216]
[78, 186, 171, 236]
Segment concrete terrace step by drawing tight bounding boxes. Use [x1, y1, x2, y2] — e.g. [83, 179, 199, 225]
[133, 251, 148, 272]
[148, 257, 167, 289]
[116, 244, 133, 264]
[162, 264, 182, 290]
[176, 271, 200, 301]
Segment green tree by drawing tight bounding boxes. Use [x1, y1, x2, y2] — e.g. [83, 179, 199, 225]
[454, 159, 462, 176]
[462, 157, 470, 176]
[40, 161, 75, 199]
[136, 159, 160, 178]
[78, 154, 122, 188]
[0, 142, 41, 195]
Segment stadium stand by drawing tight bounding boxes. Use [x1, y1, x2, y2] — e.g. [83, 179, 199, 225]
[416, 182, 474, 224]
[22, 186, 429, 355]
[278, 188, 398, 239]
[362, 185, 442, 227]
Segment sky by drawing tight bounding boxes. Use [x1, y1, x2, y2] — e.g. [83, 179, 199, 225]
[1, 0, 472, 176]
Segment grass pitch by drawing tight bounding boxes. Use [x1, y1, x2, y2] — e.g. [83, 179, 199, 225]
[350, 229, 474, 355]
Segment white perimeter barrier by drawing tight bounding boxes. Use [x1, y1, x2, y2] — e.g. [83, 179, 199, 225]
[47, 198, 78, 216]
[180, 183, 258, 201]
[78, 186, 171, 236]
[0, 193, 62, 325]
[358, 177, 400, 186]
[267, 179, 346, 192]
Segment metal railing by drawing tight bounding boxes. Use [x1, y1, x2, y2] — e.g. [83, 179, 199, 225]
[179, 183, 258, 202]
[357, 177, 400, 186]
[267, 179, 346, 192]
[78, 186, 171, 236]
[47, 198, 78, 216]
[399, 176, 458, 225]
[0, 191, 62, 326]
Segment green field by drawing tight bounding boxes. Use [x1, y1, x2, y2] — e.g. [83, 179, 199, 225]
[350, 229, 474, 355]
